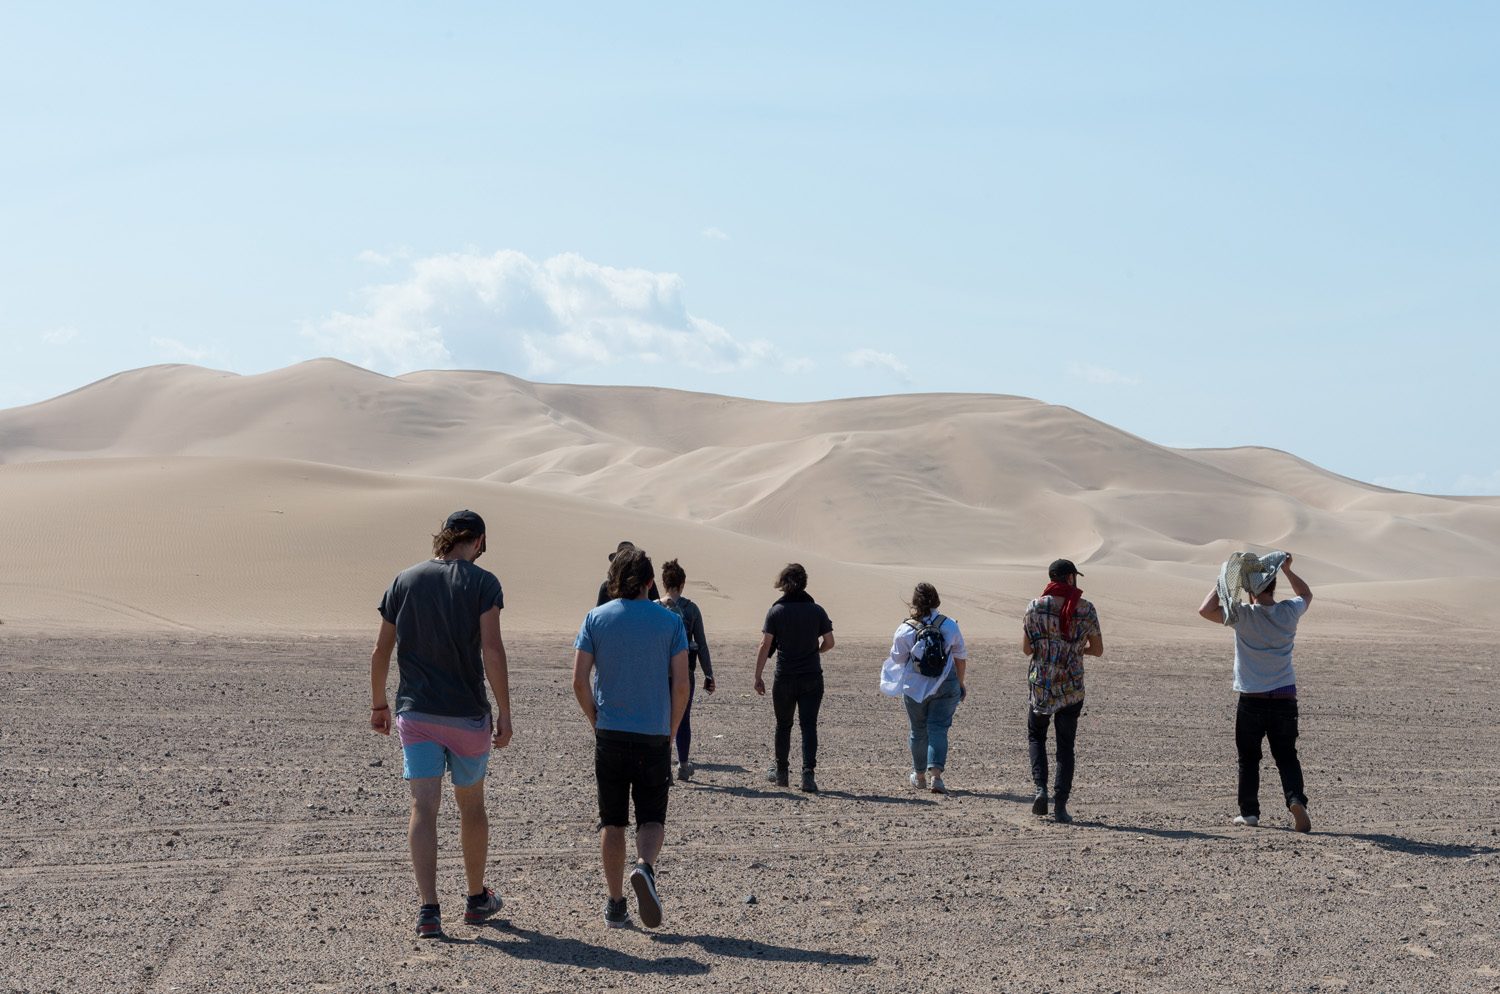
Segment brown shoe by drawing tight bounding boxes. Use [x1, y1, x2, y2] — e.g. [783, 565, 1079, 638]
[1289, 801, 1312, 833]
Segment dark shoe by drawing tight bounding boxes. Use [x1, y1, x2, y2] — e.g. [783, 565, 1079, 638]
[677, 761, 694, 781]
[767, 766, 789, 787]
[630, 862, 663, 929]
[415, 904, 443, 939]
[1031, 790, 1049, 816]
[1053, 800, 1073, 824]
[1289, 801, 1312, 833]
[604, 896, 630, 928]
[463, 886, 503, 925]
[800, 768, 819, 793]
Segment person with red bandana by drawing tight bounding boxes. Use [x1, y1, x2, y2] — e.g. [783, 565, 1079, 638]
[1021, 558, 1104, 823]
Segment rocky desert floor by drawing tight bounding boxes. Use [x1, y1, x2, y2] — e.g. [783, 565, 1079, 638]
[1, 632, 1497, 993]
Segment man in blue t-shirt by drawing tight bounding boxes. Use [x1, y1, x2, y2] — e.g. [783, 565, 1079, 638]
[572, 547, 690, 930]
[1198, 551, 1314, 833]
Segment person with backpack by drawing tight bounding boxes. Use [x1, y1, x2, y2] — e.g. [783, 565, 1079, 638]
[657, 558, 715, 781]
[880, 583, 968, 794]
[1022, 558, 1104, 824]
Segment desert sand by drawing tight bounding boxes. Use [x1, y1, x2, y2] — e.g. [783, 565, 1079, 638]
[1, 361, 1497, 993]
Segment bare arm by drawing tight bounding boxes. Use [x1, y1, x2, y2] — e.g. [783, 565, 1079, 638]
[753, 633, 774, 695]
[572, 649, 598, 727]
[369, 620, 396, 734]
[818, 632, 836, 653]
[1020, 631, 1033, 655]
[1282, 556, 1312, 604]
[1083, 632, 1104, 657]
[1198, 587, 1225, 624]
[480, 607, 512, 748]
[668, 649, 690, 737]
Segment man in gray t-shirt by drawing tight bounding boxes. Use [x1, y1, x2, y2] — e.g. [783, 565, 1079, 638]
[1199, 552, 1314, 833]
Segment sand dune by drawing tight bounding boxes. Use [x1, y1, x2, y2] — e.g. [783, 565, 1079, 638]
[1, 360, 1496, 636]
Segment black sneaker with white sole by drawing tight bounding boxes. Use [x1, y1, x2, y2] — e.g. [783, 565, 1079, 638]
[416, 903, 443, 939]
[629, 862, 663, 929]
[604, 896, 630, 928]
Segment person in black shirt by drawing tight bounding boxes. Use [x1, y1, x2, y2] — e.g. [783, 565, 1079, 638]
[596, 540, 659, 606]
[753, 563, 835, 792]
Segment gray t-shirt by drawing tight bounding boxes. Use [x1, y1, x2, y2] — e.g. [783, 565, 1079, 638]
[1229, 597, 1307, 693]
[575, 598, 689, 737]
[379, 559, 504, 717]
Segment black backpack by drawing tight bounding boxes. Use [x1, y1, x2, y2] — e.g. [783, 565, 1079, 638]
[905, 614, 950, 678]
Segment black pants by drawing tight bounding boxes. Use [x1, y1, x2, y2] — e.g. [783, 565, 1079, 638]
[772, 671, 824, 771]
[595, 730, 672, 829]
[1235, 695, 1307, 817]
[1028, 700, 1083, 801]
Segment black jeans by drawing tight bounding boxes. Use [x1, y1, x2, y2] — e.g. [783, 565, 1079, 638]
[772, 671, 824, 771]
[1235, 695, 1307, 817]
[1028, 700, 1082, 801]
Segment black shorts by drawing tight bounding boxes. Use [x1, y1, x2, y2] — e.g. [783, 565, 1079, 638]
[594, 729, 672, 829]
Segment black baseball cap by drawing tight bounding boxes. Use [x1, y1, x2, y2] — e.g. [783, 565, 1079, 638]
[1048, 558, 1083, 581]
[608, 540, 636, 562]
[443, 509, 486, 534]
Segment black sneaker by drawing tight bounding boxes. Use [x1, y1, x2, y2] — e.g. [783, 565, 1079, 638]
[463, 887, 503, 924]
[630, 862, 663, 929]
[415, 903, 443, 939]
[677, 761, 694, 781]
[800, 768, 819, 793]
[767, 766, 789, 787]
[1053, 800, 1073, 824]
[1031, 790, 1049, 816]
[604, 896, 630, 928]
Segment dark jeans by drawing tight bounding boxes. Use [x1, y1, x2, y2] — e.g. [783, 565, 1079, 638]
[1235, 695, 1307, 817]
[772, 670, 824, 771]
[1028, 700, 1082, 801]
[675, 681, 695, 765]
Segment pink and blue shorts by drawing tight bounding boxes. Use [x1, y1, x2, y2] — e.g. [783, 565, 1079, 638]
[396, 711, 492, 787]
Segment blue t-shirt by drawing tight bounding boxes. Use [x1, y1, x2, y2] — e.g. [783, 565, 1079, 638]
[575, 598, 689, 736]
[1229, 597, 1307, 693]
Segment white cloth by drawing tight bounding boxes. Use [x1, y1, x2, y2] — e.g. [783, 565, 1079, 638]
[879, 612, 967, 702]
[1216, 551, 1289, 624]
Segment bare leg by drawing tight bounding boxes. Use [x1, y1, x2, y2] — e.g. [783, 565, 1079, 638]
[601, 826, 627, 899]
[453, 779, 489, 897]
[635, 822, 664, 867]
[407, 777, 443, 905]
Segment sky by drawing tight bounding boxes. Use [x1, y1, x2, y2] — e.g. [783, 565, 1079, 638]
[2, 3, 1497, 494]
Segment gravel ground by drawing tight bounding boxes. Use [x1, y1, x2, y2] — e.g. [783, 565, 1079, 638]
[2, 633, 1497, 994]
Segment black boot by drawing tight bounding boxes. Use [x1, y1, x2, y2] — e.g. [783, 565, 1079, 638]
[766, 765, 789, 787]
[800, 768, 819, 793]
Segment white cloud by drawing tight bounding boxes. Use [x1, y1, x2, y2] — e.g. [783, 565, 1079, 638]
[150, 336, 211, 362]
[1068, 363, 1139, 387]
[845, 348, 911, 382]
[305, 249, 806, 377]
[41, 327, 78, 346]
[701, 227, 730, 241]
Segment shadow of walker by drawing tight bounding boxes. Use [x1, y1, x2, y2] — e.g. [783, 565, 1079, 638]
[1322, 832, 1499, 859]
[652, 932, 876, 966]
[466, 921, 710, 975]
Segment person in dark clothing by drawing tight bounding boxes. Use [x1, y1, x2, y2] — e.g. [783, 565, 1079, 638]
[597, 540, 659, 606]
[754, 563, 835, 792]
[657, 559, 715, 780]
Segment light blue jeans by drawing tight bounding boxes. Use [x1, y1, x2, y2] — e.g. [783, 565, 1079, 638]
[904, 672, 963, 772]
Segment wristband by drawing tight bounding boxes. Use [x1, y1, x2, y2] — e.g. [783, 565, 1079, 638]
[371, 704, 390, 711]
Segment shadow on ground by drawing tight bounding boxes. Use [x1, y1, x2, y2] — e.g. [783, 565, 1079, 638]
[1326, 832, 1500, 859]
[652, 932, 876, 966]
[464, 921, 710, 975]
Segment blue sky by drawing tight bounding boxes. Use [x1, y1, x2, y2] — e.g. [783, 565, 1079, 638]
[3, 3, 1496, 493]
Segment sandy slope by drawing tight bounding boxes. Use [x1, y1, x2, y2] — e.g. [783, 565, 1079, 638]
[0, 360, 1496, 636]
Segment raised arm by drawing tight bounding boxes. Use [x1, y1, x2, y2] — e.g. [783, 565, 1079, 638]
[1198, 587, 1225, 624]
[480, 606, 512, 748]
[1282, 555, 1312, 604]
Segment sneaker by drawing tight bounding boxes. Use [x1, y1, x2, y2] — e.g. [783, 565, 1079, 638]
[604, 896, 630, 928]
[1289, 802, 1312, 833]
[800, 768, 819, 793]
[415, 904, 443, 939]
[1031, 790, 1049, 816]
[929, 774, 947, 794]
[1233, 814, 1260, 827]
[463, 887, 503, 925]
[677, 761, 693, 781]
[766, 766, 789, 787]
[1053, 800, 1073, 824]
[909, 770, 927, 790]
[629, 862, 663, 929]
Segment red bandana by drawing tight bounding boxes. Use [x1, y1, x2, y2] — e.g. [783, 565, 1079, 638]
[1042, 581, 1083, 639]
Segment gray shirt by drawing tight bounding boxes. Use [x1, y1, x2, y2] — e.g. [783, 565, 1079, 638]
[1229, 597, 1307, 693]
[379, 559, 504, 717]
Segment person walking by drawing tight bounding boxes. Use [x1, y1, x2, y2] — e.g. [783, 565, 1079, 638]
[1198, 550, 1314, 833]
[369, 509, 513, 939]
[1022, 558, 1104, 824]
[754, 563, 835, 793]
[880, 583, 968, 794]
[572, 547, 691, 928]
[596, 540, 658, 606]
[657, 559, 715, 781]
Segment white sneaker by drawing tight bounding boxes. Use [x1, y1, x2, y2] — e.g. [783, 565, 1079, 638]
[909, 770, 926, 790]
[1233, 814, 1259, 827]
[929, 775, 947, 794]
